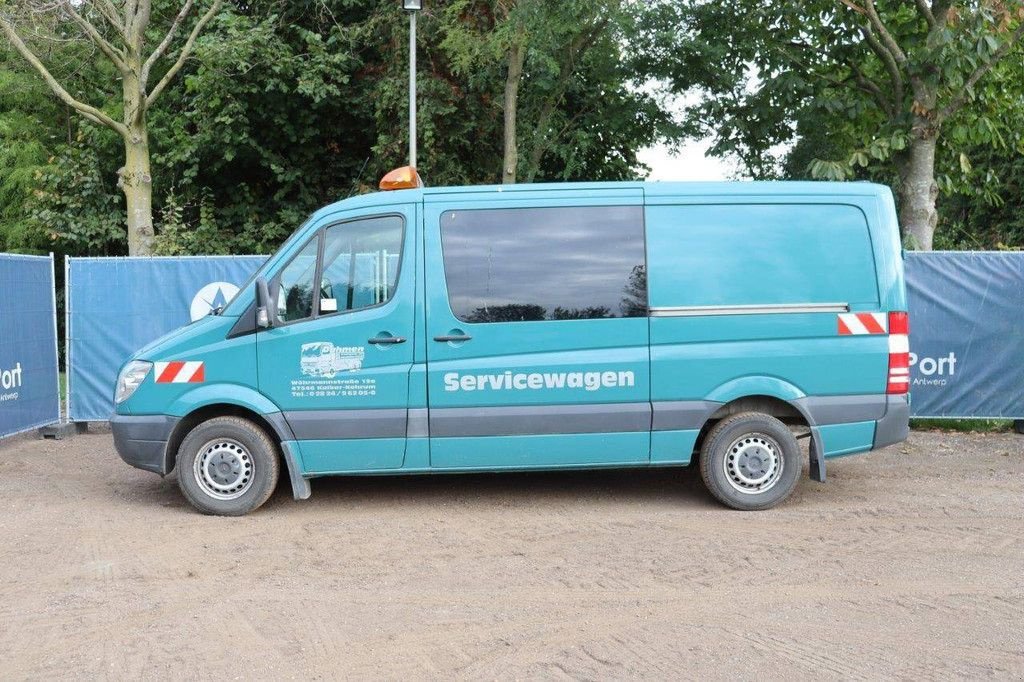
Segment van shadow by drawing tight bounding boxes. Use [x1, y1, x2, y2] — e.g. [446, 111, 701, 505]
[266, 464, 717, 512]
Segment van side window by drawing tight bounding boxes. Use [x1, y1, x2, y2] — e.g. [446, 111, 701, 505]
[319, 216, 403, 315]
[440, 206, 646, 323]
[276, 237, 319, 322]
[644, 204, 879, 308]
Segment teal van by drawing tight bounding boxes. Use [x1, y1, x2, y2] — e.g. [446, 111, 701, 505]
[111, 171, 910, 515]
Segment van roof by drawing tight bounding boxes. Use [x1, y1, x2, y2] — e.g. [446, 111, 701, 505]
[311, 180, 892, 220]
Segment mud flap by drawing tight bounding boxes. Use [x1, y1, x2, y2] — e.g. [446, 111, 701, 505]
[281, 441, 312, 500]
[809, 426, 826, 483]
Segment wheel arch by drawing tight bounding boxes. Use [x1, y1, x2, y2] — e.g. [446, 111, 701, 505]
[163, 402, 291, 475]
[693, 385, 825, 482]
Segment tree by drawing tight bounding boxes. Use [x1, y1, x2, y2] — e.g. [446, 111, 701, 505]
[1, 0, 683, 257]
[440, 0, 675, 184]
[670, 1, 1024, 249]
[1, 0, 224, 254]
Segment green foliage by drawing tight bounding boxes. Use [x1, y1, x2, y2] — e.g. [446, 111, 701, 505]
[0, 63, 52, 253]
[0, 23, 128, 255]
[1, 0, 682, 257]
[666, 0, 1024, 247]
[29, 126, 126, 255]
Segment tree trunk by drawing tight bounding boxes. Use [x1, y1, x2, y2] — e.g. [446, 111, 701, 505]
[897, 129, 939, 251]
[120, 124, 155, 256]
[502, 39, 526, 185]
[120, 68, 155, 256]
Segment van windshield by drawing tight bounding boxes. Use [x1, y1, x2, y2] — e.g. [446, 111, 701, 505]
[221, 217, 313, 316]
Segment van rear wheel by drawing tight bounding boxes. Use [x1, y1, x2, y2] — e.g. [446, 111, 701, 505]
[176, 416, 280, 516]
[699, 412, 801, 511]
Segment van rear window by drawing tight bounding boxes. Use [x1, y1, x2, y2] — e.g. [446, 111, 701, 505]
[440, 206, 646, 323]
[645, 203, 879, 308]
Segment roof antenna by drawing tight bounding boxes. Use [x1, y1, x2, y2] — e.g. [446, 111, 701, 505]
[346, 156, 371, 198]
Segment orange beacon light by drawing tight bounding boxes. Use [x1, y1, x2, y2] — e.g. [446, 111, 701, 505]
[379, 166, 422, 191]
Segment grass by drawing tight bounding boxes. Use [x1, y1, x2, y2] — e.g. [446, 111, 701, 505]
[911, 418, 1015, 433]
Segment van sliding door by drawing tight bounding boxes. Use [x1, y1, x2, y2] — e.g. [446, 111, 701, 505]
[423, 190, 650, 469]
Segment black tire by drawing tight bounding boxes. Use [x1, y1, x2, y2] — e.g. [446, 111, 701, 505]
[699, 412, 801, 511]
[176, 416, 280, 516]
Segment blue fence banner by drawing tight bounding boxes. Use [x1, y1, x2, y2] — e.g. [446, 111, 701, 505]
[64, 251, 1024, 422]
[67, 256, 266, 421]
[0, 254, 59, 438]
[906, 251, 1024, 418]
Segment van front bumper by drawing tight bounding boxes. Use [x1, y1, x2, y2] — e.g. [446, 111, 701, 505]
[110, 414, 179, 475]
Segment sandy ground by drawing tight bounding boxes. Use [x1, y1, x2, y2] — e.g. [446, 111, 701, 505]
[0, 428, 1021, 680]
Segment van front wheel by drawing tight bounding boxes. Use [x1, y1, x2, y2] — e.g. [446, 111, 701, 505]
[699, 412, 801, 511]
[176, 416, 280, 516]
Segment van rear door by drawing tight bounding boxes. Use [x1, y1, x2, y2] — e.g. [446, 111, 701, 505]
[423, 189, 650, 469]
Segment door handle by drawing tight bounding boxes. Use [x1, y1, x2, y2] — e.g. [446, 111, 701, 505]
[433, 334, 472, 342]
[369, 336, 406, 344]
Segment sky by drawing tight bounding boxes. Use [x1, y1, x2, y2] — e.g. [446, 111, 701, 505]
[633, 87, 739, 182]
[637, 138, 736, 181]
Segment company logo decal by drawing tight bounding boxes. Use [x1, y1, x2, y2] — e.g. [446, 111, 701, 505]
[190, 282, 240, 322]
[0, 362, 23, 402]
[154, 361, 205, 384]
[444, 370, 636, 393]
[300, 342, 364, 378]
[837, 312, 887, 335]
[292, 342, 374, 399]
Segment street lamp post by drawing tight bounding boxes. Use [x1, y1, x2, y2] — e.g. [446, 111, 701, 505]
[403, 0, 422, 168]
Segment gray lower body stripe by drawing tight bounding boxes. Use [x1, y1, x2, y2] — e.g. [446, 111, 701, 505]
[797, 394, 888, 425]
[430, 403, 651, 438]
[407, 408, 428, 438]
[281, 394, 890, 441]
[284, 408, 407, 440]
[652, 400, 723, 431]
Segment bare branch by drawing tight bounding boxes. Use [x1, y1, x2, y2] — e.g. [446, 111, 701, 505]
[141, 0, 195, 87]
[123, 0, 139, 35]
[144, 0, 222, 110]
[128, 0, 152, 49]
[862, 0, 908, 64]
[90, 0, 128, 41]
[860, 26, 906, 103]
[939, 19, 1024, 120]
[60, 1, 130, 74]
[931, 1, 954, 21]
[849, 60, 896, 117]
[837, 0, 867, 14]
[913, 0, 936, 28]
[0, 15, 129, 138]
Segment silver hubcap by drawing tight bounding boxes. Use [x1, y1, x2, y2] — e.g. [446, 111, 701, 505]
[193, 439, 254, 500]
[723, 433, 783, 495]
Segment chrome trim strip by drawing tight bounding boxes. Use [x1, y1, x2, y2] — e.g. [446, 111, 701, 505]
[649, 303, 850, 317]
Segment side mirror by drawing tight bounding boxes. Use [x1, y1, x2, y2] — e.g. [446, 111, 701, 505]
[255, 277, 273, 329]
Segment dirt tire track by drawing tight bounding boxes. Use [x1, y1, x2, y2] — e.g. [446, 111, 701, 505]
[0, 428, 1021, 679]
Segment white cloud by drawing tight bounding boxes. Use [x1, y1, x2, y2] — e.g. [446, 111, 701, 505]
[638, 138, 738, 181]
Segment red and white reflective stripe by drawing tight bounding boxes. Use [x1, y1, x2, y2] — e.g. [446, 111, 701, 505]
[886, 311, 910, 395]
[837, 312, 887, 335]
[154, 361, 205, 384]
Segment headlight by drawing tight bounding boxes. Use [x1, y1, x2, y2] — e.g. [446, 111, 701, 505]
[115, 360, 153, 404]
